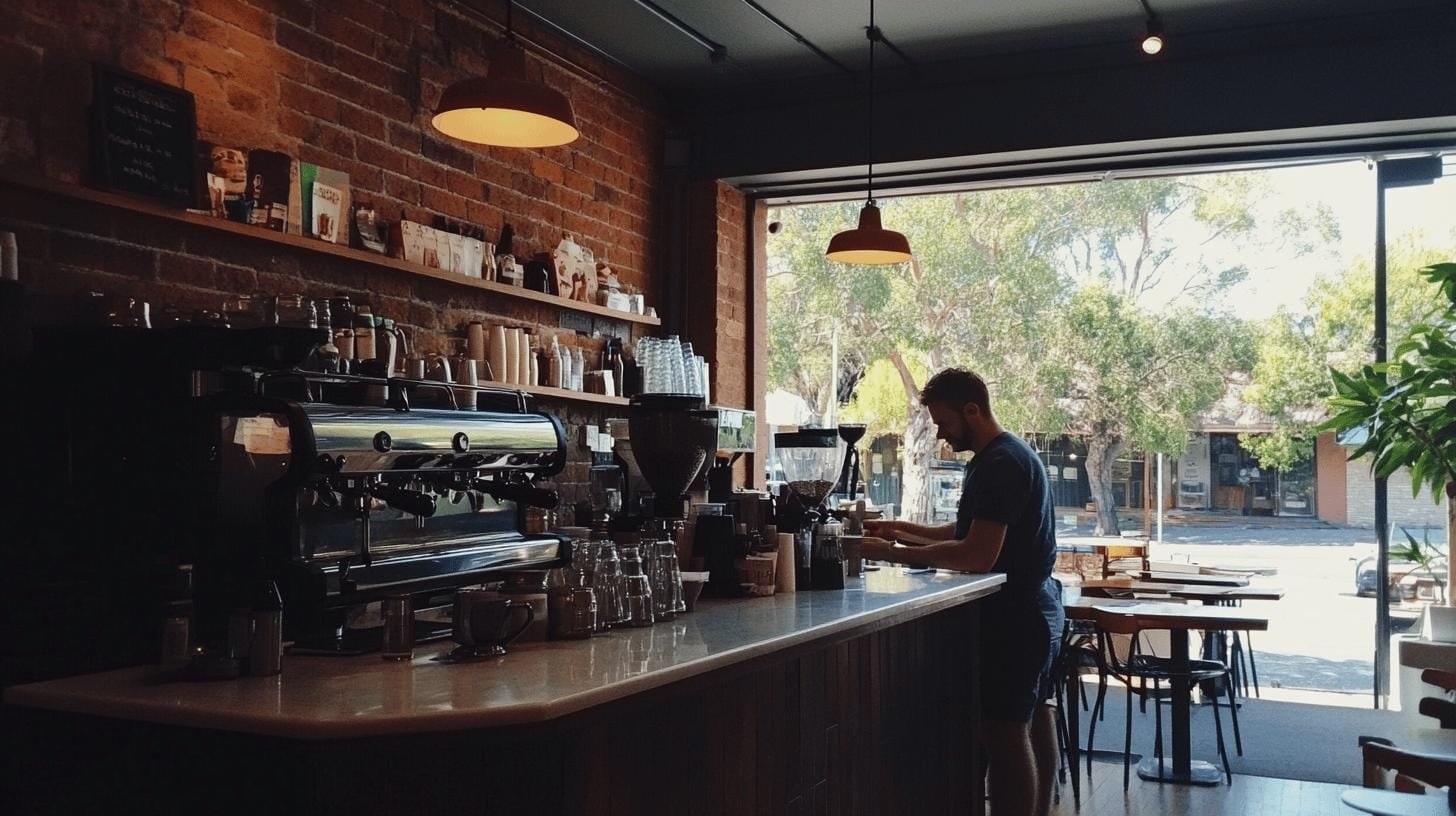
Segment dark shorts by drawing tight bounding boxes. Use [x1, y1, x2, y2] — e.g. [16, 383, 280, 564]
[978, 579, 1065, 723]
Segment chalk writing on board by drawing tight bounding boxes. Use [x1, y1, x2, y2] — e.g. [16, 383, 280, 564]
[89, 64, 196, 207]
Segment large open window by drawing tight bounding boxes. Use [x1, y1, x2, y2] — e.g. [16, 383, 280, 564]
[765, 153, 1454, 705]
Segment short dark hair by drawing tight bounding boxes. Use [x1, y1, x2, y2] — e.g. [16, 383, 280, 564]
[919, 368, 992, 416]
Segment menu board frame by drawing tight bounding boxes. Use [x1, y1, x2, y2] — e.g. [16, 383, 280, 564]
[89, 63, 198, 208]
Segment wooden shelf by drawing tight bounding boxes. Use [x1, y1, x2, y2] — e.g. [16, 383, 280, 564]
[515, 382, 628, 407]
[2, 175, 661, 327]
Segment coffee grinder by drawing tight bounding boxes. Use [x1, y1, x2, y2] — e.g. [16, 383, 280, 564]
[834, 423, 867, 502]
[626, 395, 730, 596]
[774, 429, 845, 590]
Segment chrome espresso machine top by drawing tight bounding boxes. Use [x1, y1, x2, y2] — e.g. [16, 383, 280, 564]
[204, 370, 568, 651]
[3, 325, 570, 672]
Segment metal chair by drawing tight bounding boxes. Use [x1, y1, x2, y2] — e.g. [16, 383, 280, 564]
[1088, 612, 1239, 788]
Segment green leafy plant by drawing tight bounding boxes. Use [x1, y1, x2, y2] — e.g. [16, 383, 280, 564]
[1320, 262, 1456, 506]
[1391, 528, 1447, 604]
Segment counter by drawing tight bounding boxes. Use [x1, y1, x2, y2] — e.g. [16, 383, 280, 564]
[4, 570, 1003, 816]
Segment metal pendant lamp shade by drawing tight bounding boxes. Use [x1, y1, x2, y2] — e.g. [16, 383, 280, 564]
[825, 202, 912, 265]
[824, 0, 911, 265]
[432, 42, 580, 149]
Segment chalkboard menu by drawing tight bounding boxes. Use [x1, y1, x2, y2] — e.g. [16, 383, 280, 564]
[89, 64, 197, 207]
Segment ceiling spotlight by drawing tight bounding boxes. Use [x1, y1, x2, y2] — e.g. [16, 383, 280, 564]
[1141, 18, 1164, 55]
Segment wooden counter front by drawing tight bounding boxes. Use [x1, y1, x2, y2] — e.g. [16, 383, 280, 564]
[4, 570, 1002, 815]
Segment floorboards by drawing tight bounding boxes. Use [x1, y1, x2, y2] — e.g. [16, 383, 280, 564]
[1050, 761, 1356, 815]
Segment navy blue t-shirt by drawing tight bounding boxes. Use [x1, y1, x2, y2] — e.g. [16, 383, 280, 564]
[954, 431, 1058, 594]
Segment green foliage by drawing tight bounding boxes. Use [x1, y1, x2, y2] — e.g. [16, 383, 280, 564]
[1391, 528, 1447, 601]
[1054, 284, 1242, 456]
[1244, 236, 1456, 472]
[1320, 262, 1456, 503]
[840, 355, 927, 443]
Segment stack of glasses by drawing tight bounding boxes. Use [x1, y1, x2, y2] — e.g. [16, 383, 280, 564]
[637, 335, 708, 399]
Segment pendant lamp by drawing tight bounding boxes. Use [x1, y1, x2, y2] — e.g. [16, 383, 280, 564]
[825, 0, 912, 265]
[432, 0, 580, 149]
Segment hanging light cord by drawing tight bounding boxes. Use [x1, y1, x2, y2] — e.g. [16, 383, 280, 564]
[505, 0, 515, 40]
[866, 0, 876, 205]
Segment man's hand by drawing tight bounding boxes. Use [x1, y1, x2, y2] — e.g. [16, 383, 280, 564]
[864, 519, 901, 540]
[859, 536, 900, 563]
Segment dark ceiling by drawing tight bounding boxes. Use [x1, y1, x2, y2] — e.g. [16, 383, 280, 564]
[514, 0, 1437, 92]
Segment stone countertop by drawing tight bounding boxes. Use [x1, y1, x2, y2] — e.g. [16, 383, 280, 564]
[4, 570, 1003, 739]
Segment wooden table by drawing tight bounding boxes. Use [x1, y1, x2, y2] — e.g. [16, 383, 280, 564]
[1066, 599, 1269, 786]
[1341, 788, 1455, 815]
[1129, 570, 1250, 587]
[1059, 536, 1147, 578]
[1081, 580, 1284, 602]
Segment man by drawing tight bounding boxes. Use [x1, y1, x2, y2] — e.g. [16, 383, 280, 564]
[861, 368, 1064, 816]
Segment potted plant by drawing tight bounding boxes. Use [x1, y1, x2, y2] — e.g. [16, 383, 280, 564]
[1321, 262, 1456, 604]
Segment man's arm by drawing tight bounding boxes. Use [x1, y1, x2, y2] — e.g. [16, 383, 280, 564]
[863, 519, 957, 547]
[861, 518, 1008, 573]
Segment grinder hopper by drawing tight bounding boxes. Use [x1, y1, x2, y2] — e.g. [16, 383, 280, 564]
[628, 394, 718, 518]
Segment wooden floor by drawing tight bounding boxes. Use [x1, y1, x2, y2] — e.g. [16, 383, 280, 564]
[1050, 762, 1356, 815]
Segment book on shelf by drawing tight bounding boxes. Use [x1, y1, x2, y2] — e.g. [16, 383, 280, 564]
[288, 161, 350, 243]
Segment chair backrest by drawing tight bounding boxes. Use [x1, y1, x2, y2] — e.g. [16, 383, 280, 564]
[1423, 668, 1456, 695]
[1362, 740, 1456, 798]
[1419, 697, 1456, 729]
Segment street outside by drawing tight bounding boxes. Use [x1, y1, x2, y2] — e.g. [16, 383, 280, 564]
[1057, 512, 1449, 708]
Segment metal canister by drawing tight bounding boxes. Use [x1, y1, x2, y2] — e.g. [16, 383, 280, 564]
[381, 595, 414, 661]
[248, 581, 283, 677]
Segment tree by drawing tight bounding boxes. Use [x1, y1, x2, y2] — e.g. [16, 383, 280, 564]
[1038, 174, 1308, 534]
[1244, 234, 1456, 472]
[768, 191, 1067, 521]
[1053, 286, 1252, 533]
[768, 171, 1324, 530]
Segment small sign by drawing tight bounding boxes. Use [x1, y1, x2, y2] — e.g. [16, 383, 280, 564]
[558, 311, 593, 335]
[89, 64, 197, 207]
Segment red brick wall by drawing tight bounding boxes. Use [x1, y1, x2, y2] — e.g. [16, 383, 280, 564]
[0, 0, 667, 505]
[682, 179, 749, 409]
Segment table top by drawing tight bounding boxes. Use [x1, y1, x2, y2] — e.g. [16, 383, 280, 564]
[1065, 597, 1270, 631]
[1057, 536, 1147, 550]
[1130, 570, 1251, 587]
[1341, 788, 1454, 815]
[1081, 580, 1284, 601]
[4, 571, 1004, 739]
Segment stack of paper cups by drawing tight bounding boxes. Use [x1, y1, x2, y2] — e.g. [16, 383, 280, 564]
[486, 325, 507, 383]
[505, 328, 521, 384]
[519, 332, 534, 386]
[775, 533, 796, 594]
[466, 322, 485, 365]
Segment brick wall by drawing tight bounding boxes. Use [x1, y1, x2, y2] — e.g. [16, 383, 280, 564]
[1344, 454, 1447, 532]
[0, 0, 670, 506]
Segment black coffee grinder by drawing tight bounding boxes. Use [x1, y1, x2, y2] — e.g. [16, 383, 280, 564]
[774, 429, 845, 590]
[834, 423, 867, 501]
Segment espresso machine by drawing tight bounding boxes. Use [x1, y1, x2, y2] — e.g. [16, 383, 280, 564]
[3, 325, 568, 677]
[202, 370, 568, 651]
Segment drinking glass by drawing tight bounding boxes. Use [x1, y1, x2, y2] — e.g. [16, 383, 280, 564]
[592, 541, 627, 629]
[680, 342, 699, 396]
[622, 574, 655, 627]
